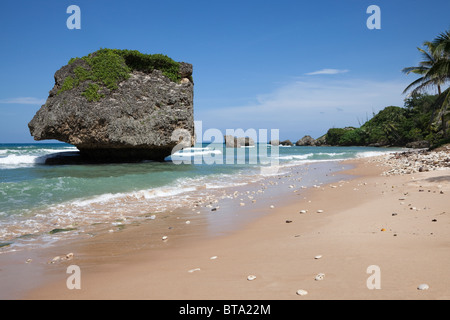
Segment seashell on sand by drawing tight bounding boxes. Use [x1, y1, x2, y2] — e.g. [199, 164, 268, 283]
[315, 273, 325, 281]
[314, 255, 322, 260]
[247, 275, 257, 281]
[417, 284, 429, 291]
[296, 289, 308, 296]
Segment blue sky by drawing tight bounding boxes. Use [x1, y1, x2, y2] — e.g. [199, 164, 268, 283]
[0, 0, 449, 143]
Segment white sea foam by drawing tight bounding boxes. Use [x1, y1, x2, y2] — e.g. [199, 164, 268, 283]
[0, 148, 78, 168]
[61, 174, 244, 210]
[276, 153, 314, 160]
[139, 186, 197, 200]
[168, 147, 223, 161]
[315, 152, 346, 156]
[356, 150, 399, 158]
[0, 154, 43, 166]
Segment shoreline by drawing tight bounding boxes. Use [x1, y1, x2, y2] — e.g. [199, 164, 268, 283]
[1, 151, 449, 300]
[1, 160, 352, 299]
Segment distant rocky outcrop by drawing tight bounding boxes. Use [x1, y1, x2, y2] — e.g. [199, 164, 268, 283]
[280, 140, 293, 146]
[224, 135, 255, 148]
[296, 135, 316, 146]
[28, 49, 195, 162]
[269, 140, 279, 146]
[269, 139, 293, 146]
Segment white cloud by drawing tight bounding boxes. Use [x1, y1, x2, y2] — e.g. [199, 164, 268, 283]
[305, 69, 349, 76]
[196, 77, 410, 140]
[0, 97, 46, 105]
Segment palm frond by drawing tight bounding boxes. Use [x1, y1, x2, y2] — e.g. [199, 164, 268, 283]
[403, 76, 426, 95]
[418, 45, 436, 63]
[402, 66, 428, 75]
[427, 59, 450, 79]
[432, 30, 450, 55]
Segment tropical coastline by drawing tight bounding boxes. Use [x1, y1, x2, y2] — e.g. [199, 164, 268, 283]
[8, 147, 448, 300]
[0, 143, 399, 250]
[1, 1, 449, 303]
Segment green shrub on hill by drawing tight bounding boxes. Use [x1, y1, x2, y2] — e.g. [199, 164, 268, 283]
[323, 94, 440, 147]
[59, 48, 181, 101]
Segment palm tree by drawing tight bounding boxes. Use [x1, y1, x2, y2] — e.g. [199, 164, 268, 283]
[432, 30, 450, 137]
[402, 41, 446, 96]
[403, 30, 450, 137]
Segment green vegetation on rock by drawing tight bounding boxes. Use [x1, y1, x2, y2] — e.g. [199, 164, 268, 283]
[58, 48, 181, 101]
[82, 83, 105, 102]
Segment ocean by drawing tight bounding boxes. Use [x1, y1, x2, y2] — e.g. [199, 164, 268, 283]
[0, 143, 401, 250]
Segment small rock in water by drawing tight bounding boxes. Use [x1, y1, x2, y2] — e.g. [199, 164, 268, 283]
[296, 289, 308, 296]
[417, 284, 429, 291]
[315, 273, 325, 281]
[247, 275, 257, 281]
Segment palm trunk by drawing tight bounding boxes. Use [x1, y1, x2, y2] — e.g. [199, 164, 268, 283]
[436, 85, 448, 138]
[442, 114, 447, 137]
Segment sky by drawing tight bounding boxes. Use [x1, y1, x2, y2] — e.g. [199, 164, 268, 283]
[0, 0, 449, 143]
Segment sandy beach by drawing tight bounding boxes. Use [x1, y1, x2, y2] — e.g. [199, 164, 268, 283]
[3, 150, 448, 300]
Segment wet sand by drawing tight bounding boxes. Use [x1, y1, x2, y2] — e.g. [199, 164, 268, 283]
[3, 155, 450, 300]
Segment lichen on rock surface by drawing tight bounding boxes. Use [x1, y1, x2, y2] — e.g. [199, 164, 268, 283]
[29, 49, 195, 162]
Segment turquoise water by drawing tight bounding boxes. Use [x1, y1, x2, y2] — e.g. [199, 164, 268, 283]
[0, 143, 400, 245]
